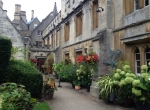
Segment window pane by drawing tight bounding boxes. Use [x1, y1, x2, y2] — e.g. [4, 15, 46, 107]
[137, 61, 140, 66]
[146, 48, 150, 52]
[136, 54, 140, 60]
[137, 67, 141, 73]
[146, 53, 150, 59]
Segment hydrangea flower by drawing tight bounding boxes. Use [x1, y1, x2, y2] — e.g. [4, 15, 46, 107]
[141, 65, 148, 70]
[125, 77, 134, 84]
[116, 69, 121, 73]
[114, 73, 120, 79]
[132, 80, 140, 86]
[120, 71, 125, 75]
[141, 73, 148, 79]
[123, 65, 130, 71]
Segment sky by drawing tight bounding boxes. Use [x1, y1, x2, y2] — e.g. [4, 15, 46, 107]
[2, 0, 61, 22]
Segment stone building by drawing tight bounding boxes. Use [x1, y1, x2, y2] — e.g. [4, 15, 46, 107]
[29, 2, 58, 71]
[114, 0, 150, 75]
[0, 0, 24, 60]
[42, 0, 115, 98]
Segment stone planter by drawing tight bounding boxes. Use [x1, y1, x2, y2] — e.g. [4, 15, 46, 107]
[44, 91, 54, 100]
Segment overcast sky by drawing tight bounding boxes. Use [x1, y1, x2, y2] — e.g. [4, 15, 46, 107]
[2, 0, 61, 22]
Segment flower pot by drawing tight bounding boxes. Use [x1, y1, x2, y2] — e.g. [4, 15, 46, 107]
[109, 91, 116, 101]
[75, 85, 81, 90]
[44, 91, 54, 100]
[135, 101, 150, 110]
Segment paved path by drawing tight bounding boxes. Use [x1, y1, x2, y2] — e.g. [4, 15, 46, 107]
[47, 82, 136, 110]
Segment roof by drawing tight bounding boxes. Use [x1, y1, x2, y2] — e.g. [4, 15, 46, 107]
[18, 30, 31, 37]
[31, 12, 54, 33]
[27, 17, 40, 25]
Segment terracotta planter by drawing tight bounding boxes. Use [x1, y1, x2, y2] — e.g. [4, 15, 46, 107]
[44, 91, 54, 100]
[75, 85, 81, 90]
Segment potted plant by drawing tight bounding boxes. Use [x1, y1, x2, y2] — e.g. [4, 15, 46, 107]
[73, 80, 81, 90]
[97, 74, 115, 103]
[43, 74, 57, 100]
[111, 65, 135, 106]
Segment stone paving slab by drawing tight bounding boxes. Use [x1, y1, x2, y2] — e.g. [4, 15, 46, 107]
[47, 82, 136, 110]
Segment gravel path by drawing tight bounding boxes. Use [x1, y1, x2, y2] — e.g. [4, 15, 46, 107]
[47, 82, 136, 110]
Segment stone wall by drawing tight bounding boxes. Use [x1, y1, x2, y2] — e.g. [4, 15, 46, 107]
[0, 7, 24, 60]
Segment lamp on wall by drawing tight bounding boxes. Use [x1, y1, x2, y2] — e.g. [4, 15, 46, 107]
[96, 7, 104, 12]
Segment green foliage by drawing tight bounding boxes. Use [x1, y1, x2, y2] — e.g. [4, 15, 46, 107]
[0, 60, 43, 97]
[97, 74, 114, 100]
[73, 80, 81, 86]
[11, 46, 29, 60]
[0, 37, 12, 69]
[76, 63, 93, 86]
[33, 102, 50, 110]
[0, 83, 33, 110]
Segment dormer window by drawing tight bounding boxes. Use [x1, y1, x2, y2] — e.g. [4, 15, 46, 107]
[34, 24, 37, 28]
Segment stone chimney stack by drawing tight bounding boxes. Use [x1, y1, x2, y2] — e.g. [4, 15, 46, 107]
[0, 0, 3, 8]
[14, 4, 21, 21]
[21, 11, 27, 23]
[31, 10, 34, 20]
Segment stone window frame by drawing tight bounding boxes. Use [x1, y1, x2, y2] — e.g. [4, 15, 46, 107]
[131, 44, 150, 74]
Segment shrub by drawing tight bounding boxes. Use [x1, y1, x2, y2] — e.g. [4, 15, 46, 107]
[0, 60, 43, 97]
[0, 37, 12, 69]
[0, 83, 32, 110]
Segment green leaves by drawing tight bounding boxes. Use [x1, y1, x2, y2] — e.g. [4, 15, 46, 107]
[0, 60, 43, 97]
[0, 83, 33, 110]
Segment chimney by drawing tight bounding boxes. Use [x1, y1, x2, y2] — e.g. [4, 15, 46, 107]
[0, 0, 3, 8]
[14, 4, 21, 21]
[31, 10, 34, 20]
[21, 11, 27, 23]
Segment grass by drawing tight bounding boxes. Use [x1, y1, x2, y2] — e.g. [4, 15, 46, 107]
[33, 102, 51, 110]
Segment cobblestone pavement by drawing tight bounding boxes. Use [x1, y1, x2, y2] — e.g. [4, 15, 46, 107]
[47, 82, 136, 110]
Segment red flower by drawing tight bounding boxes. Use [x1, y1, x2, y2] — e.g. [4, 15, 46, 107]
[76, 55, 85, 63]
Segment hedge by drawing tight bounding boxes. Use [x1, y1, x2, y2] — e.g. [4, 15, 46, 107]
[0, 60, 43, 97]
[0, 37, 12, 69]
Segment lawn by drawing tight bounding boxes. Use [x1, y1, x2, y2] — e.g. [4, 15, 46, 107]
[33, 102, 51, 110]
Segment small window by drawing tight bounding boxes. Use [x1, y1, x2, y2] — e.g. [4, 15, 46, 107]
[134, 0, 139, 10]
[135, 49, 140, 74]
[34, 24, 37, 28]
[145, 48, 150, 71]
[145, 0, 150, 6]
[75, 11, 83, 37]
[38, 30, 42, 36]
